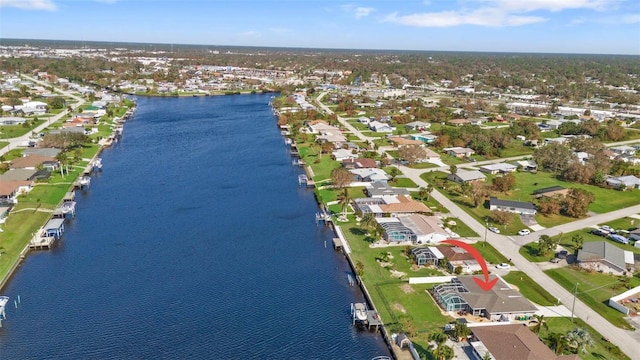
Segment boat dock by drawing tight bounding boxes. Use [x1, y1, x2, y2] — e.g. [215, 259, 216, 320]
[351, 302, 382, 331]
[29, 231, 56, 250]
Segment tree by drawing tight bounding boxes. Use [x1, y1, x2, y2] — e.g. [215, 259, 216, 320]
[330, 167, 352, 189]
[48, 96, 66, 109]
[432, 344, 454, 360]
[529, 314, 548, 335]
[361, 213, 376, 230]
[561, 162, 594, 184]
[537, 234, 559, 256]
[388, 167, 400, 182]
[490, 210, 513, 225]
[469, 181, 488, 208]
[449, 165, 458, 177]
[453, 322, 471, 342]
[571, 234, 584, 251]
[492, 173, 516, 192]
[547, 332, 568, 355]
[398, 144, 426, 165]
[565, 328, 594, 354]
[337, 188, 350, 219]
[537, 195, 562, 215]
[428, 330, 448, 346]
[533, 143, 573, 173]
[563, 188, 595, 218]
[426, 184, 434, 202]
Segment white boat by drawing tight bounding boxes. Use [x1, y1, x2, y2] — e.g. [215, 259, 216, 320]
[353, 303, 368, 321]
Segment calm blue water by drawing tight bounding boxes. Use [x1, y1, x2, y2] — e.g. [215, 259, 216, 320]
[0, 94, 389, 359]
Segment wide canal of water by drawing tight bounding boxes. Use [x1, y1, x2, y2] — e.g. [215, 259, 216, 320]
[0, 94, 390, 359]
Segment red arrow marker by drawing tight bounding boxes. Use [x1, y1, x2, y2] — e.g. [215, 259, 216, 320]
[442, 239, 498, 292]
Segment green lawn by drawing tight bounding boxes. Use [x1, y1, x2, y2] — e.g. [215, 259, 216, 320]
[408, 162, 439, 169]
[306, 154, 340, 182]
[472, 242, 510, 265]
[389, 177, 418, 188]
[0, 211, 51, 276]
[0, 120, 45, 138]
[502, 271, 556, 306]
[545, 267, 640, 330]
[544, 317, 630, 360]
[443, 217, 478, 238]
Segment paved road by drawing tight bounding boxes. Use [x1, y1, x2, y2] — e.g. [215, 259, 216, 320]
[0, 74, 85, 157]
[315, 92, 640, 359]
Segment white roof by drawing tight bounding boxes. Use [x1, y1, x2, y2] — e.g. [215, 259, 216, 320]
[427, 246, 445, 259]
[624, 251, 634, 264]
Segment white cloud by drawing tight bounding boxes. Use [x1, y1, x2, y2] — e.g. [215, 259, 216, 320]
[0, 0, 56, 10]
[384, 9, 546, 27]
[354, 7, 374, 19]
[340, 4, 375, 19]
[622, 14, 640, 24]
[238, 31, 261, 38]
[383, 0, 613, 27]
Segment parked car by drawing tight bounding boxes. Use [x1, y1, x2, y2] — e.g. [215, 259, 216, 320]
[609, 234, 629, 245]
[518, 229, 531, 236]
[590, 229, 608, 237]
[495, 263, 511, 269]
[488, 227, 500, 234]
[601, 225, 615, 234]
[556, 250, 568, 259]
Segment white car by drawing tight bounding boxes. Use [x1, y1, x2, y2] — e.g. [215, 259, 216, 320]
[518, 229, 531, 236]
[600, 225, 614, 233]
[488, 227, 500, 234]
[495, 263, 511, 269]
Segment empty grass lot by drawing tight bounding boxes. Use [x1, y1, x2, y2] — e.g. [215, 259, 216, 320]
[545, 267, 640, 330]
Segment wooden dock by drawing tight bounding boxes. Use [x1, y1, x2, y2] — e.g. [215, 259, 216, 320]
[30, 234, 56, 249]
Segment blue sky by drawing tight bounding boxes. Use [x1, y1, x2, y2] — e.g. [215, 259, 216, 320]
[1, 0, 639, 54]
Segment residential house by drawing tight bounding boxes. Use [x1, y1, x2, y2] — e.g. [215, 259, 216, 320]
[448, 118, 472, 126]
[368, 121, 394, 133]
[306, 120, 340, 134]
[342, 158, 377, 169]
[489, 197, 537, 215]
[411, 247, 444, 266]
[629, 228, 640, 242]
[9, 155, 58, 171]
[23, 148, 61, 158]
[316, 133, 347, 148]
[533, 186, 568, 198]
[332, 149, 357, 162]
[376, 214, 448, 243]
[355, 195, 430, 218]
[365, 181, 411, 198]
[479, 163, 517, 174]
[389, 137, 423, 147]
[577, 241, 634, 275]
[410, 133, 438, 144]
[431, 276, 537, 320]
[404, 121, 430, 131]
[448, 170, 486, 183]
[610, 145, 636, 156]
[443, 147, 475, 158]
[438, 246, 481, 274]
[543, 137, 568, 145]
[606, 175, 640, 189]
[357, 116, 370, 124]
[513, 159, 537, 172]
[0, 180, 34, 204]
[574, 151, 591, 164]
[422, 148, 441, 161]
[469, 324, 579, 360]
[349, 168, 389, 183]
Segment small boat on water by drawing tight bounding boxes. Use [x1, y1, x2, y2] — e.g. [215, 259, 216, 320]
[353, 303, 368, 321]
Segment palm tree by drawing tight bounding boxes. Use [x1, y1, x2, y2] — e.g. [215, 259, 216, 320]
[529, 314, 548, 336]
[433, 344, 454, 360]
[547, 332, 567, 355]
[361, 213, 376, 231]
[426, 184, 434, 202]
[453, 322, 471, 342]
[565, 327, 595, 354]
[337, 188, 350, 220]
[428, 330, 448, 346]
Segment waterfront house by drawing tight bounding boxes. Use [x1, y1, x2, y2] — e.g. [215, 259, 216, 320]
[479, 163, 517, 174]
[23, 148, 61, 158]
[489, 197, 536, 215]
[411, 246, 444, 266]
[365, 181, 410, 198]
[355, 195, 430, 218]
[0, 169, 41, 182]
[469, 324, 580, 360]
[447, 170, 486, 184]
[376, 214, 447, 244]
[577, 241, 634, 275]
[10, 155, 58, 171]
[332, 149, 357, 162]
[431, 276, 537, 320]
[0, 180, 33, 204]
